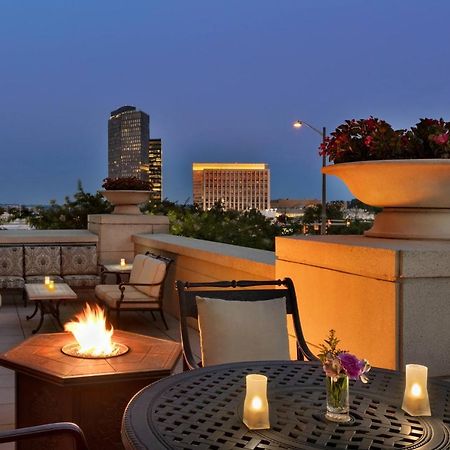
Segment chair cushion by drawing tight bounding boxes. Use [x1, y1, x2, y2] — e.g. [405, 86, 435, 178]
[61, 245, 98, 275]
[130, 255, 167, 298]
[196, 296, 290, 367]
[0, 276, 25, 289]
[24, 246, 61, 276]
[0, 246, 23, 277]
[63, 274, 101, 288]
[95, 284, 160, 309]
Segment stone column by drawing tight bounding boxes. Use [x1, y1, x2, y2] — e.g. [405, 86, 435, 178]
[276, 235, 450, 376]
[88, 214, 169, 264]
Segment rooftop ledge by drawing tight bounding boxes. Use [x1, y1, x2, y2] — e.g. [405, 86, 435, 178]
[0, 229, 98, 244]
[133, 233, 275, 277]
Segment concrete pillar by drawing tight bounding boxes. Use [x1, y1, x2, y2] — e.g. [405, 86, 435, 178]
[276, 235, 450, 376]
[88, 214, 169, 264]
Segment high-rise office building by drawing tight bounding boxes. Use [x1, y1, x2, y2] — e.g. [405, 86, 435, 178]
[108, 106, 149, 180]
[192, 163, 270, 211]
[148, 139, 162, 201]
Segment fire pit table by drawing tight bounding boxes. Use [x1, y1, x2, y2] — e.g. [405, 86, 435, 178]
[0, 331, 181, 450]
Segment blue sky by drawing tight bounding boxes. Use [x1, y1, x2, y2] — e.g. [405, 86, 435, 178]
[1, 0, 449, 204]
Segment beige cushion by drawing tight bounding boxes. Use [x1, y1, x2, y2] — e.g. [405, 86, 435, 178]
[130, 255, 167, 298]
[95, 284, 160, 309]
[196, 296, 290, 367]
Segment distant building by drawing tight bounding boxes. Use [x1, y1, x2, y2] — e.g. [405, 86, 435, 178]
[192, 163, 270, 211]
[108, 106, 149, 180]
[271, 198, 320, 218]
[148, 139, 162, 202]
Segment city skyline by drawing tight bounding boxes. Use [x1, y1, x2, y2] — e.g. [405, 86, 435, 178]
[1, 1, 449, 204]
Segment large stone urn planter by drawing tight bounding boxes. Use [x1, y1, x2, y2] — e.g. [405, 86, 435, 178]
[323, 159, 450, 239]
[101, 190, 150, 215]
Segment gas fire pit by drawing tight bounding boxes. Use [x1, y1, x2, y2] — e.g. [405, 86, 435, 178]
[0, 328, 181, 450]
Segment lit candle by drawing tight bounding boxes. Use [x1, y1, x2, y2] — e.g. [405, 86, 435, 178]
[48, 280, 55, 290]
[402, 364, 431, 416]
[44, 276, 50, 285]
[120, 258, 126, 267]
[243, 374, 270, 430]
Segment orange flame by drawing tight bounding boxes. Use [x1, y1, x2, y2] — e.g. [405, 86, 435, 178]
[64, 304, 114, 357]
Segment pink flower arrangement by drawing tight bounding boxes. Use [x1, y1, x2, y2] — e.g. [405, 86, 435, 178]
[318, 330, 370, 383]
[321, 117, 450, 163]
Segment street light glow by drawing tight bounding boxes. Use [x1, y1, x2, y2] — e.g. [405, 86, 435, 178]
[293, 120, 303, 129]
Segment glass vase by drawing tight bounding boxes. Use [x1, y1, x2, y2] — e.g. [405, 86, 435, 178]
[325, 375, 350, 422]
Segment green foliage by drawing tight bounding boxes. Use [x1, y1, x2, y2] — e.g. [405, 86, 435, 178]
[28, 181, 112, 229]
[144, 201, 279, 250]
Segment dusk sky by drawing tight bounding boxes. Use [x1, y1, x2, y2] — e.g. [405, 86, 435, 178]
[1, 1, 449, 205]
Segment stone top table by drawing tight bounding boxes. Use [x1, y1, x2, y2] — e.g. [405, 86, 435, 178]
[0, 331, 181, 449]
[122, 360, 450, 450]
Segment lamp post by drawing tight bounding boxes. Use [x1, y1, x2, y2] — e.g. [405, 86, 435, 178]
[293, 120, 327, 235]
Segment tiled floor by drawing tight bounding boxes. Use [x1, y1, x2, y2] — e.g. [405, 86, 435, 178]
[0, 294, 199, 449]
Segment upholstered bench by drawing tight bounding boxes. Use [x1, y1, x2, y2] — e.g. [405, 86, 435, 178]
[0, 244, 100, 303]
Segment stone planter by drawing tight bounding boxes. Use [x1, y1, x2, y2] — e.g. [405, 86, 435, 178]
[101, 190, 150, 215]
[323, 159, 450, 239]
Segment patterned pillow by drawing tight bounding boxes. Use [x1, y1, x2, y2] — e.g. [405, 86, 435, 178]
[0, 246, 23, 277]
[24, 246, 61, 276]
[61, 245, 98, 275]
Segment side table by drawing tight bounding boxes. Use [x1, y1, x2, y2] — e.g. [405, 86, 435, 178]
[101, 263, 133, 284]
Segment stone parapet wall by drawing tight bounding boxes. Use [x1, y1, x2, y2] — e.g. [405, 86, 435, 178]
[132, 233, 275, 319]
[276, 235, 450, 377]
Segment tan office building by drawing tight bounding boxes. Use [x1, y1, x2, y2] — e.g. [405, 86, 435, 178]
[192, 163, 270, 211]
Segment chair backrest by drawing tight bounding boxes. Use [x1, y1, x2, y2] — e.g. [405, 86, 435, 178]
[0, 422, 89, 450]
[176, 278, 316, 369]
[129, 252, 173, 300]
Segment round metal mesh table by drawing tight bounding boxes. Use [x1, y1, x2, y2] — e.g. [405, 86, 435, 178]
[122, 361, 450, 450]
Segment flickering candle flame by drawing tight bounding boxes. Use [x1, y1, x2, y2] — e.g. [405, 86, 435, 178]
[120, 258, 126, 267]
[44, 276, 50, 285]
[243, 374, 270, 430]
[402, 364, 431, 416]
[48, 280, 55, 290]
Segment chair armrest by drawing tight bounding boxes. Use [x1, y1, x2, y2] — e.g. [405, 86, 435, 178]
[0, 422, 89, 450]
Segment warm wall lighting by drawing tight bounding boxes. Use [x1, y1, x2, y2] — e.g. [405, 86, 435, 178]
[243, 374, 270, 430]
[120, 258, 126, 267]
[44, 276, 50, 286]
[402, 364, 431, 416]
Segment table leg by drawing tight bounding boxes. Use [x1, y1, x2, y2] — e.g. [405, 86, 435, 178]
[26, 303, 39, 321]
[54, 301, 64, 330]
[31, 302, 44, 334]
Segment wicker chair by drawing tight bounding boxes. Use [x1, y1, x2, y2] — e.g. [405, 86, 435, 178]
[0, 422, 89, 449]
[96, 252, 173, 329]
[176, 277, 317, 370]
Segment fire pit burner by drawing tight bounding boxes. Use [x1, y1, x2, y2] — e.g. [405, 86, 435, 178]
[61, 342, 129, 359]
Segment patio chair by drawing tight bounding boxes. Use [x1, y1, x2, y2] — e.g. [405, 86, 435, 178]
[95, 252, 173, 329]
[0, 422, 89, 450]
[176, 277, 317, 370]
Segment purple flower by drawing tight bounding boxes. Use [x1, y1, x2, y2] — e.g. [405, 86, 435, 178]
[338, 352, 370, 381]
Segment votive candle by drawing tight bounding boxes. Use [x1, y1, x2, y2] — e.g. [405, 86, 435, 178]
[402, 364, 431, 416]
[44, 276, 50, 285]
[48, 280, 55, 290]
[120, 258, 126, 267]
[243, 374, 270, 430]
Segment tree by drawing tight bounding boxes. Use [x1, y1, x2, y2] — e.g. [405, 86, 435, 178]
[28, 181, 112, 229]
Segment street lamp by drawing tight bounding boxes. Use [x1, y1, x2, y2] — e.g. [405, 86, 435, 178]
[293, 120, 327, 235]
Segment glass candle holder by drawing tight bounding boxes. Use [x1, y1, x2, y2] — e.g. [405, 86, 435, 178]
[44, 276, 50, 286]
[402, 364, 431, 416]
[120, 258, 126, 267]
[243, 374, 270, 430]
[48, 280, 55, 290]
